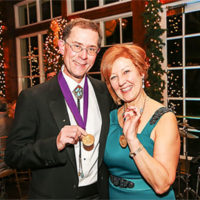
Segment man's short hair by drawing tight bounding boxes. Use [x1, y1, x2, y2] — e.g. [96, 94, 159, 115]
[63, 18, 102, 48]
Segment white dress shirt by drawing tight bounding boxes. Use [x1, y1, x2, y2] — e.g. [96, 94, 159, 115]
[61, 69, 102, 187]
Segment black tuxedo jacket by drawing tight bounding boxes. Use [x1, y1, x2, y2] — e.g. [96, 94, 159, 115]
[5, 75, 114, 199]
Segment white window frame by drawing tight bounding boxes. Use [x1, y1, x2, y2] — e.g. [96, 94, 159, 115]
[161, 0, 200, 159]
[95, 12, 132, 47]
[16, 31, 47, 94]
[67, 0, 131, 16]
[14, 0, 61, 28]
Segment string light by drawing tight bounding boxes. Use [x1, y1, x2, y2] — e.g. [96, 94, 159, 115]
[0, 18, 5, 97]
[167, 71, 182, 97]
[43, 18, 68, 75]
[167, 14, 182, 36]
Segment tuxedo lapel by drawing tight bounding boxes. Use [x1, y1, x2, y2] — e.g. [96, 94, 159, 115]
[48, 76, 77, 171]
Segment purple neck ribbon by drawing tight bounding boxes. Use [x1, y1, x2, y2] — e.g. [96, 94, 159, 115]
[58, 71, 88, 129]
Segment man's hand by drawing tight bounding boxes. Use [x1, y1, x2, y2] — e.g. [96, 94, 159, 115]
[56, 125, 87, 151]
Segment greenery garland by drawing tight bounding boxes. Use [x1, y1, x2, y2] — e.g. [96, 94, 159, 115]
[143, 0, 166, 102]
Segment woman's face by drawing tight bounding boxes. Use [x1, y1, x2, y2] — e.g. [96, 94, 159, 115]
[109, 57, 143, 103]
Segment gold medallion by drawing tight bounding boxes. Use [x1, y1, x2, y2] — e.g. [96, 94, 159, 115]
[119, 135, 127, 148]
[82, 134, 95, 151]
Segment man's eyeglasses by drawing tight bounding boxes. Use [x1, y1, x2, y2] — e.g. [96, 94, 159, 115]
[66, 41, 99, 56]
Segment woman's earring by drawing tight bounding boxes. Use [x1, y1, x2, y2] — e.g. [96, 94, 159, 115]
[142, 76, 145, 89]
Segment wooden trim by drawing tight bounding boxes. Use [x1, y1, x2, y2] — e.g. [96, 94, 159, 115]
[15, 21, 50, 37]
[61, 0, 67, 17]
[132, 0, 145, 48]
[161, 0, 179, 4]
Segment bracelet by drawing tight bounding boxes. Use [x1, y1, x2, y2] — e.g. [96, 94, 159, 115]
[129, 145, 143, 158]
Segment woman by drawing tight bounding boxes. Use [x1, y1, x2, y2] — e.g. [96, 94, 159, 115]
[101, 44, 180, 199]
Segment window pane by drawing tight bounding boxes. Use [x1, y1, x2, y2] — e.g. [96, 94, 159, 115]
[105, 19, 120, 45]
[185, 11, 200, 35]
[21, 58, 30, 76]
[18, 4, 28, 26]
[20, 38, 29, 57]
[168, 99, 183, 116]
[167, 70, 183, 97]
[186, 101, 200, 156]
[30, 36, 38, 55]
[41, 0, 50, 20]
[28, 2, 37, 24]
[86, 0, 99, 9]
[186, 100, 200, 127]
[52, 0, 61, 17]
[42, 34, 48, 52]
[43, 34, 48, 44]
[167, 14, 182, 37]
[185, 118, 200, 132]
[186, 69, 200, 97]
[185, 36, 200, 66]
[122, 17, 133, 43]
[167, 39, 182, 67]
[187, 136, 200, 157]
[32, 77, 40, 86]
[104, 0, 119, 5]
[91, 47, 109, 72]
[72, 0, 84, 12]
[31, 57, 39, 76]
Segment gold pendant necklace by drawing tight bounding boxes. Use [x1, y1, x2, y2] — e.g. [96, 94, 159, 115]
[82, 134, 95, 151]
[119, 134, 128, 148]
[119, 104, 128, 148]
[119, 96, 148, 148]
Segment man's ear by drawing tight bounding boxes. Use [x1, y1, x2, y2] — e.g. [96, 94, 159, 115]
[58, 39, 65, 55]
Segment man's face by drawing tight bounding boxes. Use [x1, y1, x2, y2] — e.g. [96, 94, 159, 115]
[60, 26, 99, 83]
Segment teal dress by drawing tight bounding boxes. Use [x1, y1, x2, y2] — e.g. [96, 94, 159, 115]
[104, 107, 175, 199]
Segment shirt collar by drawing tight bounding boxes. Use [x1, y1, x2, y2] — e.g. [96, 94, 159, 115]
[61, 65, 85, 92]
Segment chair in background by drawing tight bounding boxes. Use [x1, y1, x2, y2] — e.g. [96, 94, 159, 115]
[0, 135, 31, 199]
[0, 135, 15, 198]
[14, 168, 32, 198]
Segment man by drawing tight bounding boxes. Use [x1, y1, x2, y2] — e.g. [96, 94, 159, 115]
[5, 18, 114, 199]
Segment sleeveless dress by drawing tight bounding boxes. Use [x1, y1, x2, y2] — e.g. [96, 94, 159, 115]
[104, 107, 176, 199]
